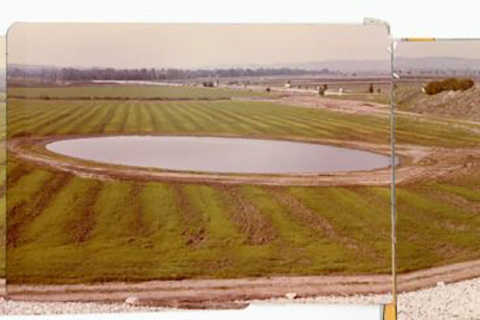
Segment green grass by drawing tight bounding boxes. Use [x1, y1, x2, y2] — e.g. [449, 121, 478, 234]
[8, 85, 271, 100]
[8, 99, 480, 148]
[5, 86, 480, 284]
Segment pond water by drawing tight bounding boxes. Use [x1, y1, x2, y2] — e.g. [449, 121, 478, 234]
[46, 136, 392, 174]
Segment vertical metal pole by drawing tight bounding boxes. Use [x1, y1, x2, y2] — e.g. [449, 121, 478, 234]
[390, 39, 397, 307]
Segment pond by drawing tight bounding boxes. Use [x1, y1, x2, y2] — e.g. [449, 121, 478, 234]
[46, 136, 392, 174]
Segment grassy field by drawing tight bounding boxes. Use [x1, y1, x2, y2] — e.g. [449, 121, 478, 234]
[8, 85, 271, 100]
[5, 85, 480, 284]
[327, 81, 426, 107]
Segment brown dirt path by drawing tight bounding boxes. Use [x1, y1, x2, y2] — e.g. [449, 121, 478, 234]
[8, 136, 480, 187]
[5, 259, 480, 307]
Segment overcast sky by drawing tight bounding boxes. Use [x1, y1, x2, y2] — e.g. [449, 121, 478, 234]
[7, 23, 392, 69]
[0, 37, 5, 68]
[396, 40, 480, 59]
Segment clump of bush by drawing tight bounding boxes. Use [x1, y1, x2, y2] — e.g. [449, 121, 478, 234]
[423, 78, 475, 95]
[423, 81, 443, 95]
[459, 78, 475, 90]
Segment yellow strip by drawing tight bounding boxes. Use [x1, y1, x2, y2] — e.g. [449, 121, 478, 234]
[403, 37, 436, 42]
[383, 303, 397, 320]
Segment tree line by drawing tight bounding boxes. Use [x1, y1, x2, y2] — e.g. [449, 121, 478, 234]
[8, 66, 336, 84]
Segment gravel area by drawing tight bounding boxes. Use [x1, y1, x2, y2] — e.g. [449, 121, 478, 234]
[261, 278, 480, 320]
[397, 278, 480, 320]
[1, 278, 479, 319]
[0, 299, 165, 316]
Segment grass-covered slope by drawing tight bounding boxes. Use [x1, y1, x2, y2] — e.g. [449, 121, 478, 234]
[5, 86, 480, 284]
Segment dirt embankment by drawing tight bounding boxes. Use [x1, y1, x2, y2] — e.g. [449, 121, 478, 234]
[279, 94, 389, 115]
[6, 259, 480, 307]
[410, 85, 480, 121]
[8, 135, 480, 187]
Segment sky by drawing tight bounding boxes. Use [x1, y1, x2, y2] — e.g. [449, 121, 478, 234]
[396, 40, 480, 59]
[0, 37, 5, 68]
[7, 23, 391, 69]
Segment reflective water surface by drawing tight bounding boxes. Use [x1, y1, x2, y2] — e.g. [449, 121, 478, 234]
[46, 136, 392, 174]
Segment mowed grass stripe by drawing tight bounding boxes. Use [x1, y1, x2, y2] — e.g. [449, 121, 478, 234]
[8, 172, 71, 247]
[174, 101, 225, 132]
[258, 186, 377, 274]
[122, 103, 151, 134]
[217, 102, 285, 134]
[88, 182, 144, 243]
[228, 103, 320, 137]
[6, 168, 51, 208]
[398, 188, 480, 232]
[239, 186, 367, 274]
[128, 183, 148, 237]
[120, 103, 134, 133]
[163, 102, 207, 132]
[196, 102, 264, 134]
[7, 102, 71, 136]
[225, 101, 389, 141]
[19, 178, 101, 246]
[137, 104, 155, 133]
[433, 183, 480, 202]
[144, 103, 179, 132]
[90, 103, 118, 134]
[368, 186, 480, 271]
[35, 102, 91, 135]
[61, 103, 106, 135]
[215, 185, 277, 245]
[6, 162, 34, 190]
[139, 182, 183, 247]
[67, 180, 104, 243]
[185, 185, 244, 246]
[102, 103, 129, 133]
[204, 102, 273, 134]
[178, 102, 227, 133]
[22, 102, 81, 135]
[7, 100, 49, 123]
[191, 101, 262, 134]
[238, 102, 352, 137]
[288, 187, 385, 260]
[172, 184, 207, 246]
[187, 101, 265, 134]
[259, 102, 389, 140]
[23, 103, 78, 134]
[267, 187, 346, 241]
[43, 103, 103, 135]
[7, 99, 480, 147]
[149, 102, 185, 132]
[396, 188, 479, 253]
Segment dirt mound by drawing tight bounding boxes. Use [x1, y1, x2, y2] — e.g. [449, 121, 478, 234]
[411, 84, 480, 120]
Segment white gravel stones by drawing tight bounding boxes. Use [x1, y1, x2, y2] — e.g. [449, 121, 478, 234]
[397, 278, 480, 320]
[285, 292, 298, 300]
[1, 278, 479, 318]
[255, 278, 480, 320]
[0, 298, 164, 315]
[125, 296, 139, 305]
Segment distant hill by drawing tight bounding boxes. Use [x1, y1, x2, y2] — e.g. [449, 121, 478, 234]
[276, 57, 480, 74]
[270, 60, 390, 73]
[7, 56, 480, 79]
[396, 57, 480, 71]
